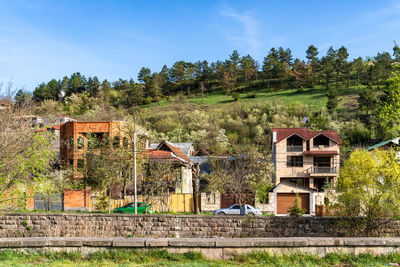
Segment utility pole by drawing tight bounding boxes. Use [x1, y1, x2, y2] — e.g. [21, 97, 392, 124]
[133, 122, 137, 215]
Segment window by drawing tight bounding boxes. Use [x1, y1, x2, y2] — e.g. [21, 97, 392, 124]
[287, 135, 303, 152]
[104, 136, 110, 147]
[287, 156, 303, 167]
[68, 137, 74, 150]
[313, 135, 330, 147]
[123, 137, 129, 148]
[231, 204, 240, 209]
[113, 136, 120, 148]
[88, 133, 104, 149]
[77, 136, 84, 149]
[68, 159, 74, 166]
[77, 159, 84, 170]
[281, 178, 309, 187]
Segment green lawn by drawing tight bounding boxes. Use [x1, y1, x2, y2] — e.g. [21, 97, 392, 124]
[1, 249, 400, 267]
[144, 86, 364, 112]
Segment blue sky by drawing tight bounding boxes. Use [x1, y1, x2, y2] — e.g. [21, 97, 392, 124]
[1, 0, 400, 91]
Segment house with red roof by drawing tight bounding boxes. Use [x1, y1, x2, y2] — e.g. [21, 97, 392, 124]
[145, 140, 193, 194]
[270, 128, 341, 216]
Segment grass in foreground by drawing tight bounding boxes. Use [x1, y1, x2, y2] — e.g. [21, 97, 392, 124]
[1, 249, 400, 266]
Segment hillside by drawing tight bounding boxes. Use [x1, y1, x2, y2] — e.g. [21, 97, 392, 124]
[144, 86, 363, 113]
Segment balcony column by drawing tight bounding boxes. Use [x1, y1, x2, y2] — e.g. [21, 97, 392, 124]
[309, 177, 314, 189]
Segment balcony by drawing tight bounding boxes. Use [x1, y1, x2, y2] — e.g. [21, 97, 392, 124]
[286, 145, 303, 152]
[310, 166, 338, 176]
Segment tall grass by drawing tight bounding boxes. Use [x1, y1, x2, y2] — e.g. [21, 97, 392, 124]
[0, 249, 399, 266]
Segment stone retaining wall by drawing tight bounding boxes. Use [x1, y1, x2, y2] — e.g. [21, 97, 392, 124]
[1, 237, 400, 259]
[0, 213, 399, 238]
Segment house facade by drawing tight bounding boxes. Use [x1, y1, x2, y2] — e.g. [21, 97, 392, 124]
[270, 128, 341, 215]
[60, 121, 148, 179]
[146, 141, 193, 194]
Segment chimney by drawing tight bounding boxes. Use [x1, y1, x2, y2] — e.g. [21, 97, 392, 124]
[272, 131, 277, 143]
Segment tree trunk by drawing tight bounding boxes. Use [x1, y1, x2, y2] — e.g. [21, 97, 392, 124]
[191, 163, 200, 214]
[357, 73, 360, 86]
[108, 187, 112, 214]
[122, 180, 127, 198]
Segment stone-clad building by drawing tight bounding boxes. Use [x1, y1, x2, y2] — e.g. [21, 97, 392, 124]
[269, 128, 341, 215]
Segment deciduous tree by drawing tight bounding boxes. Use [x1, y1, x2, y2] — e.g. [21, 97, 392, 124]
[332, 149, 400, 235]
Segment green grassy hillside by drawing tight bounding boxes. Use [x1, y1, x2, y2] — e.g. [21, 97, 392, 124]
[144, 86, 363, 112]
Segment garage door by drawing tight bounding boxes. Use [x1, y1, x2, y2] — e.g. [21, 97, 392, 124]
[277, 193, 310, 214]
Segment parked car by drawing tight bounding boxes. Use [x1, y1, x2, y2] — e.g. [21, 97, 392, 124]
[213, 204, 262, 216]
[113, 202, 154, 214]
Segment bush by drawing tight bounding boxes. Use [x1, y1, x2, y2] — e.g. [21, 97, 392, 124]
[288, 197, 304, 217]
[296, 86, 304, 93]
[143, 97, 152, 105]
[231, 92, 241, 101]
[256, 184, 273, 204]
[95, 192, 109, 211]
[246, 92, 257, 98]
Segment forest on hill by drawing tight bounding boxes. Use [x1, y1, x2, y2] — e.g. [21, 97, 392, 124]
[11, 43, 400, 159]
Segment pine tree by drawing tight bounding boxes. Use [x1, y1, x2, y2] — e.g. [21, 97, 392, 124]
[358, 85, 376, 114]
[306, 45, 319, 87]
[288, 197, 304, 217]
[326, 86, 339, 112]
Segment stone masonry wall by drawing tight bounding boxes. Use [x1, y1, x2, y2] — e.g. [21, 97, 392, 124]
[1, 213, 400, 238]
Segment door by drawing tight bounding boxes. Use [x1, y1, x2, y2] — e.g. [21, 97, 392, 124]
[125, 203, 135, 213]
[313, 156, 331, 173]
[277, 193, 310, 214]
[227, 204, 241, 215]
[137, 202, 146, 214]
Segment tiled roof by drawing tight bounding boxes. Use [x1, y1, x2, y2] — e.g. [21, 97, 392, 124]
[272, 128, 342, 145]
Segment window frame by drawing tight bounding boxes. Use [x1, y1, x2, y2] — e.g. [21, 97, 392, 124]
[287, 156, 303, 167]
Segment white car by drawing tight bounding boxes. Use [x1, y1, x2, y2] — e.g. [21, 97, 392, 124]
[213, 204, 262, 216]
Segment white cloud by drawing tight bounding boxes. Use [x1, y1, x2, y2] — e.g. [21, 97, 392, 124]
[216, 4, 263, 57]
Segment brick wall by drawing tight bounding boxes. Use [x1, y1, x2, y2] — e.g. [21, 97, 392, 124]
[63, 188, 91, 212]
[0, 214, 399, 238]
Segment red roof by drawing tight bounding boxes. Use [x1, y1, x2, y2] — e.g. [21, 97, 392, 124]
[145, 150, 186, 163]
[272, 128, 342, 145]
[157, 141, 191, 163]
[304, 151, 339, 155]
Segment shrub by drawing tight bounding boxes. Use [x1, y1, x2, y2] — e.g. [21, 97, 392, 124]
[231, 92, 240, 101]
[256, 184, 273, 204]
[95, 192, 109, 211]
[288, 197, 304, 217]
[246, 92, 257, 98]
[296, 86, 304, 93]
[143, 97, 152, 105]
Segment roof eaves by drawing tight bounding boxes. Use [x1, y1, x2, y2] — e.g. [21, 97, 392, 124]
[366, 137, 400, 151]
